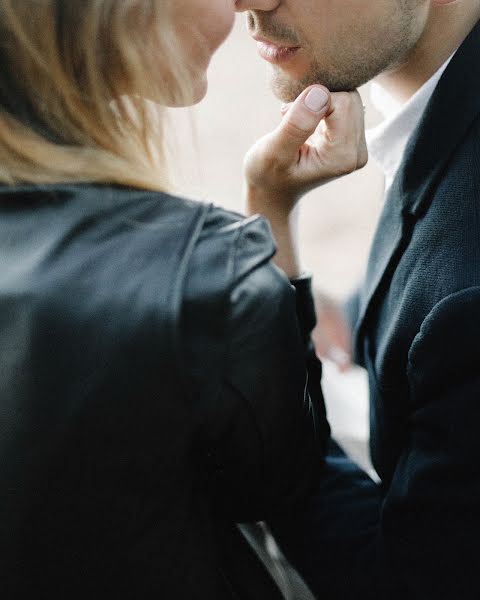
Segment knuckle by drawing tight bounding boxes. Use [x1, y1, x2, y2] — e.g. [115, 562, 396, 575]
[357, 148, 368, 169]
[244, 144, 285, 186]
[283, 118, 311, 141]
[345, 158, 358, 175]
[338, 149, 360, 175]
[335, 92, 354, 111]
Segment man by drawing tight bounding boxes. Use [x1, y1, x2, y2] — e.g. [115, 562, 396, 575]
[235, 0, 480, 598]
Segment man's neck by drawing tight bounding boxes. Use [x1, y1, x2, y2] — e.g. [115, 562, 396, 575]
[375, 2, 480, 104]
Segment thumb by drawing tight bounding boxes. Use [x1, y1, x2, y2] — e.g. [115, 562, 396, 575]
[274, 85, 330, 163]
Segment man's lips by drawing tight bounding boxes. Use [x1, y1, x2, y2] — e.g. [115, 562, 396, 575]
[253, 36, 301, 65]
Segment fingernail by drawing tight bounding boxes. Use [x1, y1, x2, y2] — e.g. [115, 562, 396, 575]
[304, 88, 329, 112]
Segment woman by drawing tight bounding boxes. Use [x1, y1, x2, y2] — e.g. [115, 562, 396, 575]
[0, 1, 367, 598]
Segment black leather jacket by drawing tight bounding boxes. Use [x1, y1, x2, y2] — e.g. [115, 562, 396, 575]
[0, 183, 328, 599]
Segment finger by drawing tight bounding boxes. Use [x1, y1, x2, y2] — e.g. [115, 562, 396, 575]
[280, 102, 293, 116]
[323, 91, 365, 147]
[271, 85, 331, 164]
[316, 90, 368, 172]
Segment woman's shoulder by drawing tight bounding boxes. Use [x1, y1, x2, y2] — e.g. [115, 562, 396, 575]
[183, 200, 293, 342]
[186, 199, 281, 296]
[0, 182, 283, 315]
[198, 202, 276, 261]
[99, 186, 279, 279]
[120, 189, 281, 294]
[0, 181, 274, 249]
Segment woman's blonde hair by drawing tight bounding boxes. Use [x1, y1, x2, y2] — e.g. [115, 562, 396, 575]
[0, 0, 191, 191]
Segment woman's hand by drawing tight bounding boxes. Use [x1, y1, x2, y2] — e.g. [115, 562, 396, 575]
[244, 85, 367, 215]
[312, 288, 352, 371]
[243, 85, 367, 278]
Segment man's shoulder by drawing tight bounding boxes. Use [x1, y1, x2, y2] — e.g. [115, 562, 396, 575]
[407, 286, 480, 384]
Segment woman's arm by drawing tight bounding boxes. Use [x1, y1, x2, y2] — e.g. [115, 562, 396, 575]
[244, 86, 367, 278]
[206, 216, 328, 521]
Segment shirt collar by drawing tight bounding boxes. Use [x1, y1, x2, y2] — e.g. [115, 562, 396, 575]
[366, 53, 455, 191]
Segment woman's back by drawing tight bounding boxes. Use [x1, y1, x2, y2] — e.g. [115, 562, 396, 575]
[0, 184, 322, 598]
[0, 184, 212, 596]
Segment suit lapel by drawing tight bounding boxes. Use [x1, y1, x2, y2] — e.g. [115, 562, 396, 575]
[354, 19, 480, 352]
[353, 178, 410, 353]
[400, 19, 480, 217]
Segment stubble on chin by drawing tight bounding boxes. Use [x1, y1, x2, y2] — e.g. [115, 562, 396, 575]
[269, 56, 378, 103]
[270, 69, 307, 103]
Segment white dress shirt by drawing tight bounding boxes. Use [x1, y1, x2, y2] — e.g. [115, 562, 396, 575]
[366, 54, 456, 194]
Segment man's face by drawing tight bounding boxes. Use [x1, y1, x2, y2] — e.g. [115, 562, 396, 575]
[237, 0, 430, 101]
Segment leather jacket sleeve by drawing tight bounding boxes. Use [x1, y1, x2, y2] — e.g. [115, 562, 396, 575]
[182, 207, 329, 523]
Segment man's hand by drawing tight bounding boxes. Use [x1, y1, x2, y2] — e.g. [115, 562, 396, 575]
[312, 288, 352, 371]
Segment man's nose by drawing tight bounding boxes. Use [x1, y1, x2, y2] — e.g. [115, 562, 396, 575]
[235, 0, 280, 12]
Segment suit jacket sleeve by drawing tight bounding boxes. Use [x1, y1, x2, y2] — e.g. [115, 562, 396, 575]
[380, 286, 480, 599]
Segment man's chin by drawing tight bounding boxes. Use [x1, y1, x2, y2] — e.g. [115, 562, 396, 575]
[270, 68, 336, 103]
[270, 66, 361, 101]
[270, 71, 308, 103]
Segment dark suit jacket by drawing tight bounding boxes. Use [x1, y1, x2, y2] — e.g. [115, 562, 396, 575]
[270, 19, 480, 600]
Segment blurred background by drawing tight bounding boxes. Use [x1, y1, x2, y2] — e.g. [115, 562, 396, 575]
[173, 15, 387, 474]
